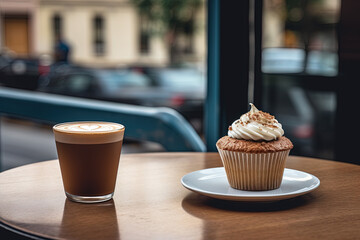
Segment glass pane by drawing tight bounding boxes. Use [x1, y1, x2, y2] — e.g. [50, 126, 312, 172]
[0, 0, 207, 169]
[261, 0, 340, 159]
[262, 0, 340, 75]
[0, 0, 206, 129]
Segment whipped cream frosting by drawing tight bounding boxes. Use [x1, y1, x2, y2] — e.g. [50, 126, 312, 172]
[228, 103, 284, 141]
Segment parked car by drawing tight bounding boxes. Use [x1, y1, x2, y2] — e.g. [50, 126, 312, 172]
[262, 48, 338, 76]
[0, 54, 44, 90]
[138, 67, 205, 120]
[38, 67, 205, 124]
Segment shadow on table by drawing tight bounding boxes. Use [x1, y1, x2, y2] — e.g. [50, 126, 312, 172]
[181, 192, 316, 216]
[59, 199, 120, 239]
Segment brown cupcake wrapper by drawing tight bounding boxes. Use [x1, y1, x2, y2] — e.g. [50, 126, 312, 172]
[217, 147, 290, 190]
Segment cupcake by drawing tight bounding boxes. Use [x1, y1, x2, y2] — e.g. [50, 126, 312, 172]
[216, 103, 293, 191]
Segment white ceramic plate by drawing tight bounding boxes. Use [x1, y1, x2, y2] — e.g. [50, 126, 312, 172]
[181, 167, 320, 202]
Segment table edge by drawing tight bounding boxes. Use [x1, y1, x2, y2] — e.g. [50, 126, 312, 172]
[0, 222, 48, 240]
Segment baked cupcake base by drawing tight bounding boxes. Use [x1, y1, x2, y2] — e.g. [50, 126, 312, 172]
[216, 136, 293, 191]
[217, 148, 290, 190]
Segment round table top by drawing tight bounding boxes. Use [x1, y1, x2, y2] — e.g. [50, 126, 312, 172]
[1, 153, 360, 239]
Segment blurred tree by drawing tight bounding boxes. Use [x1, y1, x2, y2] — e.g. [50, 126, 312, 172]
[131, 0, 202, 65]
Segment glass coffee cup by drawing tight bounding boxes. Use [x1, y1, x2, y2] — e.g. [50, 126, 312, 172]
[53, 121, 125, 203]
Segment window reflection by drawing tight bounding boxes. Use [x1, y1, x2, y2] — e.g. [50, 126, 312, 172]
[261, 0, 340, 159]
[262, 0, 340, 75]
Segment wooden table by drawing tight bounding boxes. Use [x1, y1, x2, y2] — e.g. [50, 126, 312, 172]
[0, 153, 359, 239]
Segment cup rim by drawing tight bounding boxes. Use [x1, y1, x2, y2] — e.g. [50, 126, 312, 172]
[53, 121, 125, 134]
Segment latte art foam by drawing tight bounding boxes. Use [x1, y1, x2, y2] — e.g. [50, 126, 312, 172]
[55, 122, 123, 133]
[53, 121, 125, 144]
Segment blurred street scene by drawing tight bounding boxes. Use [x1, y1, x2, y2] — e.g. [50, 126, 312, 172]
[0, 0, 342, 170]
[261, 0, 339, 159]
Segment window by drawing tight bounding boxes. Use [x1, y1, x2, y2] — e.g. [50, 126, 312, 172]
[260, 0, 340, 159]
[53, 14, 62, 43]
[205, 0, 346, 161]
[262, 0, 339, 76]
[182, 18, 195, 54]
[139, 16, 150, 54]
[93, 15, 105, 56]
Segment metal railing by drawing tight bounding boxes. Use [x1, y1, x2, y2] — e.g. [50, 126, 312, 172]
[0, 87, 206, 169]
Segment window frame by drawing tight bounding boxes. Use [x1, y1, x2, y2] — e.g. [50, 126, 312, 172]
[205, 0, 359, 163]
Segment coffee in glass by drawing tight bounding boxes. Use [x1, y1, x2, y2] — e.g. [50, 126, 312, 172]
[53, 121, 125, 203]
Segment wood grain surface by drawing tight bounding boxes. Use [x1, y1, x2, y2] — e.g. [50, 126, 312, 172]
[0, 153, 359, 239]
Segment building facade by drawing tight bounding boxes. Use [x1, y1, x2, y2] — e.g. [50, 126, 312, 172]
[1, 0, 206, 67]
